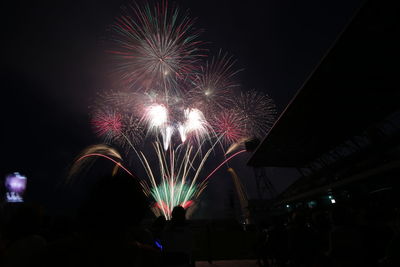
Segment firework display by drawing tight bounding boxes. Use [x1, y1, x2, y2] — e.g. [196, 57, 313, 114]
[89, 1, 276, 219]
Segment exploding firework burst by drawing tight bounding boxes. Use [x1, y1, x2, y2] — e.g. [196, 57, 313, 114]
[234, 90, 277, 139]
[210, 110, 249, 145]
[109, 1, 204, 92]
[91, 92, 146, 148]
[91, 109, 123, 142]
[119, 114, 145, 148]
[188, 52, 240, 113]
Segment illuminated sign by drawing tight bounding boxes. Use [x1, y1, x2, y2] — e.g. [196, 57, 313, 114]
[5, 172, 27, 202]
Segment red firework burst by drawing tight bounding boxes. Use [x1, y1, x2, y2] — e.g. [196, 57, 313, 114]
[211, 110, 248, 145]
[91, 110, 123, 141]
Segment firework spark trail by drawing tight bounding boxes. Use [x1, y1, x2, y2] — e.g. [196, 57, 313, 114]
[151, 181, 196, 219]
[200, 149, 247, 185]
[117, 114, 229, 219]
[180, 133, 225, 205]
[76, 153, 134, 177]
[154, 142, 172, 212]
[155, 141, 204, 218]
[140, 150, 168, 216]
[129, 134, 222, 219]
[138, 141, 197, 219]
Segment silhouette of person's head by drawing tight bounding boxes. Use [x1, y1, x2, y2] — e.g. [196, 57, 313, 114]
[78, 168, 148, 235]
[153, 215, 166, 229]
[2, 203, 43, 241]
[171, 206, 186, 225]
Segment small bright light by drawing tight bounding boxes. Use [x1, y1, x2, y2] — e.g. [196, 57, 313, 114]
[331, 199, 336, 204]
[328, 195, 332, 199]
[308, 201, 317, 208]
[205, 89, 211, 96]
[286, 204, 290, 208]
[155, 240, 163, 250]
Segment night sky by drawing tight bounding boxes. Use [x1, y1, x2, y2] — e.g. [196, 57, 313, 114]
[1, 0, 362, 217]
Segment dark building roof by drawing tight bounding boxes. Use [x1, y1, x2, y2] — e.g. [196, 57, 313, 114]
[248, 0, 400, 168]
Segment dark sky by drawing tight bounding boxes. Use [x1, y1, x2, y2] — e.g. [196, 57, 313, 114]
[1, 0, 362, 216]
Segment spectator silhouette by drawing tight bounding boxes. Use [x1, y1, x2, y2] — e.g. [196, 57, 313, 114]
[268, 217, 289, 266]
[255, 221, 270, 266]
[151, 215, 167, 248]
[162, 206, 194, 267]
[310, 211, 331, 266]
[39, 167, 159, 267]
[0, 203, 46, 267]
[328, 207, 367, 267]
[287, 211, 316, 266]
[382, 207, 400, 266]
[257, 217, 289, 267]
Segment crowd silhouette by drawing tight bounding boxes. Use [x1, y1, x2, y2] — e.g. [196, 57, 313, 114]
[256, 201, 400, 267]
[1, 161, 399, 267]
[0, 159, 197, 267]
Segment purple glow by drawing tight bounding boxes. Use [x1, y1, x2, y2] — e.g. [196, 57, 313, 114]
[5, 172, 27, 202]
[5, 172, 27, 194]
